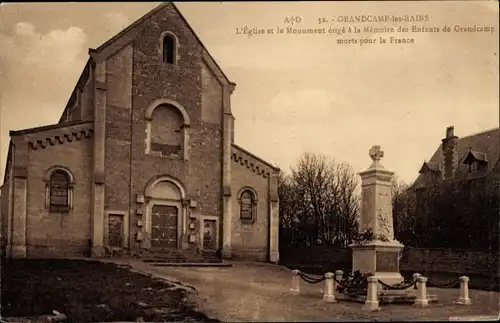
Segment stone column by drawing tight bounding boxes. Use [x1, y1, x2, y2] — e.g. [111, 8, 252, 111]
[290, 269, 300, 295]
[141, 197, 152, 249]
[363, 276, 380, 311]
[323, 272, 336, 303]
[414, 276, 429, 307]
[221, 84, 234, 259]
[10, 139, 29, 258]
[269, 172, 280, 263]
[5, 160, 14, 258]
[91, 60, 106, 257]
[413, 273, 421, 291]
[181, 199, 189, 249]
[350, 145, 404, 285]
[11, 168, 28, 258]
[230, 115, 235, 144]
[335, 270, 344, 291]
[456, 276, 472, 305]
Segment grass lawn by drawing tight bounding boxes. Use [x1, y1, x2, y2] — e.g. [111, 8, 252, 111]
[1, 258, 220, 322]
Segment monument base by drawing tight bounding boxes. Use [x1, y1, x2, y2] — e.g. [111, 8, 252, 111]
[375, 272, 405, 286]
[350, 240, 404, 287]
[10, 245, 27, 258]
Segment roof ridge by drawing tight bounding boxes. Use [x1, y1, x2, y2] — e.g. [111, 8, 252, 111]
[232, 144, 280, 172]
[10, 120, 93, 136]
[93, 2, 233, 85]
[29, 129, 94, 150]
[171, 3, 233, 84]
[94, 3, 167, 52]
[459, 127, 499, 140]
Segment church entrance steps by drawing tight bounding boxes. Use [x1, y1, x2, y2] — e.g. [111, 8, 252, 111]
[130, 248, 225, 265]
[149, 262, 232, 268]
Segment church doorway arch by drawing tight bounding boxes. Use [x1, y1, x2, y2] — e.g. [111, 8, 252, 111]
[144, 176, 187, 250]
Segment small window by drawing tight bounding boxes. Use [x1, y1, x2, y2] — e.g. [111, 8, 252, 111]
[469, 161, 478, 173]
[239, 189, 257, 223]
[163, 34, 175, 64]
[49, 170, 70, 213]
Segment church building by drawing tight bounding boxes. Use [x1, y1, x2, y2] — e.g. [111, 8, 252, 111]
[0, 2, 280, 263]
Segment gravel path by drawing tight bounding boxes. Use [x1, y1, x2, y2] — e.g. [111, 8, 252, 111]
[120, 260, 499, 322]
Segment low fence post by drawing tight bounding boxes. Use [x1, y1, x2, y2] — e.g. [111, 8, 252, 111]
[334, 270, 343, 292]
[413, 273, 421, 291]
[323, 272, 336, 303]
[414, 276, 429, 307]
[456, 276, 472, 305]
[290, 269, 300, 295]
[413, 273, 421, 286]
[362, 276, 380, 311]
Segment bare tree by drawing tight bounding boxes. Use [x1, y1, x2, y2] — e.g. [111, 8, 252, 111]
[391, 175, 408, 201]
[391, 176, 418, 243]
[278, 152, 360, 248]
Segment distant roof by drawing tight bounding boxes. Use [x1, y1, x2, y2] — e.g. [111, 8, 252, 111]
[436, 128, 499, 173]
[419, 162, 441, 173]
[414, 127, 499, 186]
[464, 150, 488, 164]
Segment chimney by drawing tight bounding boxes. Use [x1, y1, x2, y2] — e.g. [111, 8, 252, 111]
[441, 126, 458, 180]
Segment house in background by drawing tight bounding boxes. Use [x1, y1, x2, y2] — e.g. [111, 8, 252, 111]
[414, 126, 500, 191]
[0, 2, 280, 262]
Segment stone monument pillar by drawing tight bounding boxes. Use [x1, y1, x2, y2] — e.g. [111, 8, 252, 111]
[350, 145, 404, 286]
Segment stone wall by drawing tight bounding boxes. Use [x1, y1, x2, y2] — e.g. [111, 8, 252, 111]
[1, 165, 10, 249]
[4, 123, 96, 258]
[400, 247, 499, 277]
[0, 182, 7, 257]
[230, 158, 270, 261]
[104, 43, 133, 215]
[280, 246, 352, 272]
[0, 149, 14, 258]
[279, 246, 499, 277]
[25, 125, 94, 257]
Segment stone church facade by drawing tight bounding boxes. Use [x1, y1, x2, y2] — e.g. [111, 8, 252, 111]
[0, 3, 280, 262]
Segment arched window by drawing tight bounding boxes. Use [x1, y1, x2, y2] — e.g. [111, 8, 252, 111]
[150, 104, 184, 157]
[145, 99, 191, 161]
[163, 34, 176, 64]
[49, 170, 70, 212]
[44, 167, 74, 213]
[238, 188, 258, 223]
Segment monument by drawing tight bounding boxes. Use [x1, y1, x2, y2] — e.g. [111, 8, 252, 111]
[350, 145, 404, 286]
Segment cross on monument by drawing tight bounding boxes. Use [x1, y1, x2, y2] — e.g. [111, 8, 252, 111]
[369, 145, 384, 162]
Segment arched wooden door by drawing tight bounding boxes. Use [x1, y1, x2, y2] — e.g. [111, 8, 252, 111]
[151, 204, 179, 248]
[146, 178, 185, 250]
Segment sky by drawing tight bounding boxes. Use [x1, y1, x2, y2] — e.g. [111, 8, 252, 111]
[0, 1, 498, 185]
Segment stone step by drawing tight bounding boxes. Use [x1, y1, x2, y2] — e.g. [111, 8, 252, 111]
[140, 254, 188, 259]
[139, 251, 210, 256]
[145, 259, 223, 265]
[142, 258, 188, 263]
[336, 292, 439, 304]
[134, 249, 223, 265]
[150, 262, 232, 267]
[142, 256, 222, 263]
[380, 293, 438, 304]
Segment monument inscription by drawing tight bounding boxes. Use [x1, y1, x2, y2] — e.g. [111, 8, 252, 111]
[375, 251, 399, 272]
